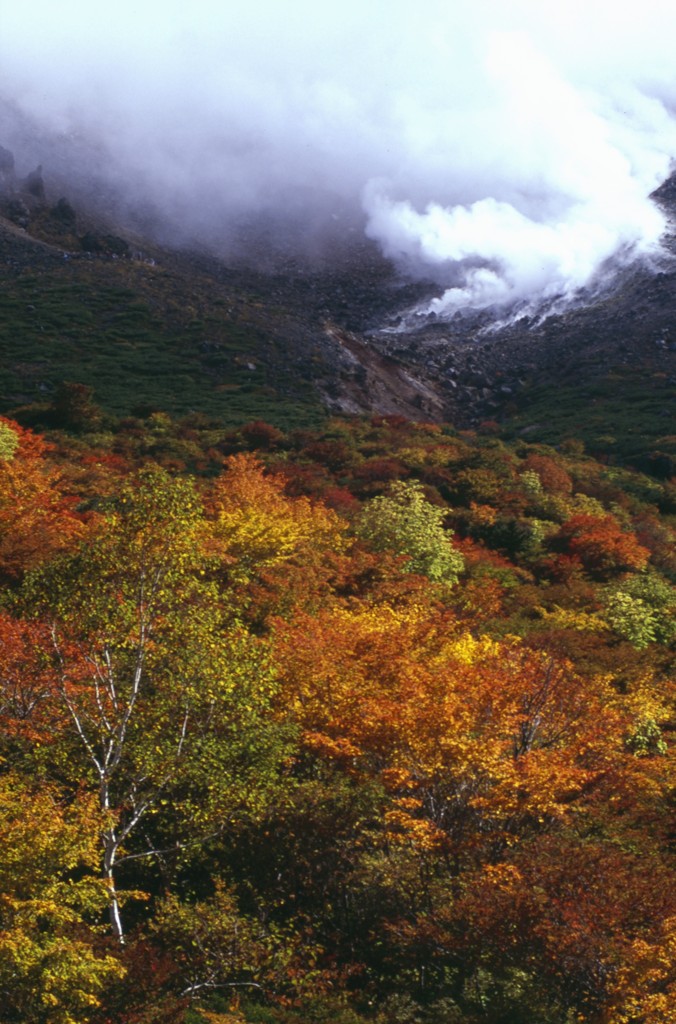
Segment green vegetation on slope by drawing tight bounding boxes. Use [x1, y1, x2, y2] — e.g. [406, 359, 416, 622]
[505, 366, 676, 471]
[0, 252, 325, 431]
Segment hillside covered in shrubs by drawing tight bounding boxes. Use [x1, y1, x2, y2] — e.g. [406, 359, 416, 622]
[0, 411, 674, 1024]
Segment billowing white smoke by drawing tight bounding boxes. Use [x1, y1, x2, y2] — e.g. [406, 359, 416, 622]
[1, 0, 676, 312]
[363, 30, 675, 312]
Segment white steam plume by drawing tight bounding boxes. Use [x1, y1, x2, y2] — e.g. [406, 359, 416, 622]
[1, 1, 676, 311]
[363, 29, 675, 311]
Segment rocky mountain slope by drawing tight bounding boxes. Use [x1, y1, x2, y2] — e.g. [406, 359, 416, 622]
[1, 146, 675, 469]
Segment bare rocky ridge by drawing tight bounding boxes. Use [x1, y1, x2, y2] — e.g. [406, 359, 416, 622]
[365, 258, 676, 425]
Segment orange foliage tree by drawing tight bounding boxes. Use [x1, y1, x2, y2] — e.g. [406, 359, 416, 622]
[0, 417, 84, 582]
[554, 512, 650, 578]
[0, 611, 61, 745]
[272, 604, 619, 865]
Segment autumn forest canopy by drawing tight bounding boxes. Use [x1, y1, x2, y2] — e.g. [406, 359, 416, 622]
[0, 408, 674, 1024]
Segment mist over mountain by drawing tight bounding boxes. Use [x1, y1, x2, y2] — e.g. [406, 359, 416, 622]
[3, 1, 676, 316]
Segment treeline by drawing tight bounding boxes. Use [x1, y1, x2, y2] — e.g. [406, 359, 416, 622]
[0, 412, 674, 1024]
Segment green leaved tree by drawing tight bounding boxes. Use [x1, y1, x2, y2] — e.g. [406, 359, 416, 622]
[355, 480, 464, 585]
[24, 466, 287, 944]
[603, 571, 676, 648]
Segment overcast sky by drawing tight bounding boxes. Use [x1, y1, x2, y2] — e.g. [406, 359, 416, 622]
[2, 0, 676, 309]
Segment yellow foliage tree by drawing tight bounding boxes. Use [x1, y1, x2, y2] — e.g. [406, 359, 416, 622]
[206, 454, 347, 582]
[0, 773, 124, 1023]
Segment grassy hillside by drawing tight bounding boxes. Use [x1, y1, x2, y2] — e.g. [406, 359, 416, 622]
[504, 367, 676, 471]
[0, 226, 326, 430]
